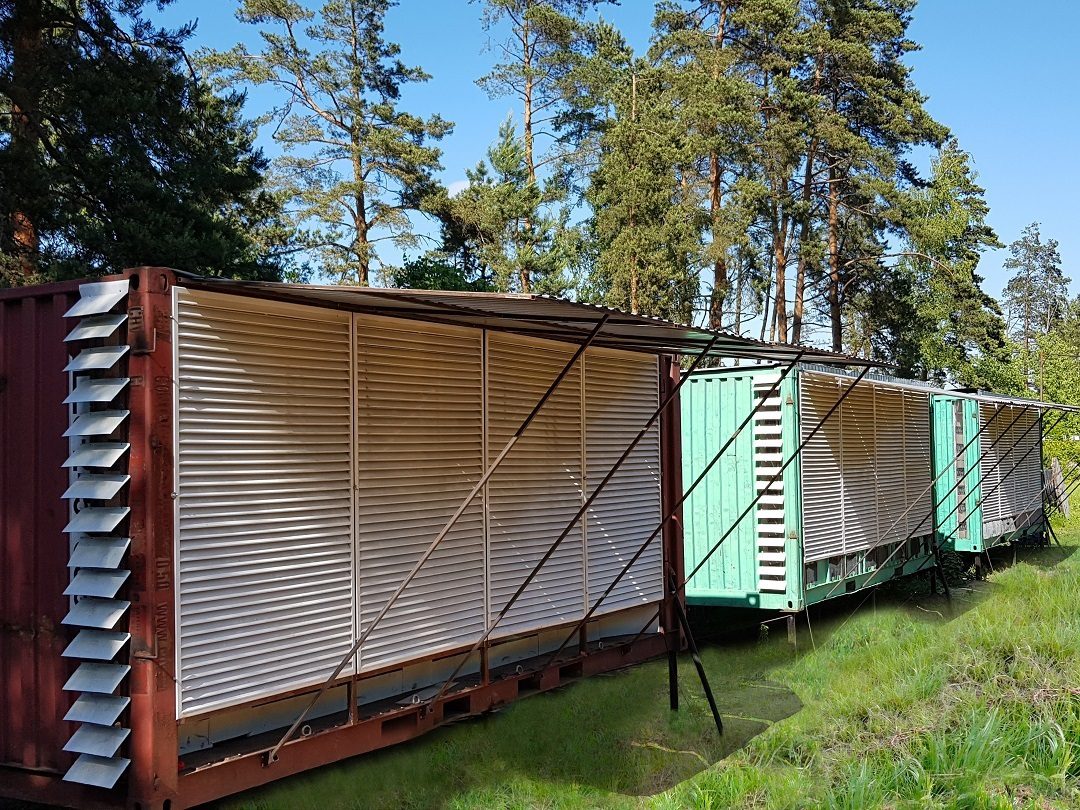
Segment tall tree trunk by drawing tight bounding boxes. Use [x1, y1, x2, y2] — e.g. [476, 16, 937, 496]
[708, 152, 727, 330]
[706, 5, 729, 330]
[773, 210, 790, 343]
[792, 52, 822, 344]
[8, 0, 43, 279]
[628, 72, 638, 314]
[827, 163, 842, 352]
[351, 150, 369, 286]
[519, 9, 535, 293]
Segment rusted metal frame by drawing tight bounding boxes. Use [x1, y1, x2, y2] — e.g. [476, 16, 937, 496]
[172, 633, 666, 809]
[124, 267, 181, 808]
[419, 336, 723, 711]
[868, 408, 1054, 587]
[536, 353, 807, 674]
[266, 314, 611, 765]
[819, 402, 1012, 600]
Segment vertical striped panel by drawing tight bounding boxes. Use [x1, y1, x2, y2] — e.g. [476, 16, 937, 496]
[486, 333, 585, 637]
[354, 316, 485, 670]
[800, 374, 845, 561]
[800, 372, 933, 564]
[174, 289, 354, 716]
[582, 349, 662, 614]
[839, 383, 877, 555]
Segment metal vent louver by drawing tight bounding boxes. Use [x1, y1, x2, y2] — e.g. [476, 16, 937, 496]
[60, 279, 132, 789]
[752, 374, 787, 592]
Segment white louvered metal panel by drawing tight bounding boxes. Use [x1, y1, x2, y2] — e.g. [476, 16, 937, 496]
[63, 443, 129, 469]
[800, 374, 845, 562]
[63, 280, 131, 317]
[801, 372, 934, 564]
[63, 754, 131, 789]
[174, 288, 355, 717]
[65, 312, 127, 342]
[64, 663, 130, 694]
[839, 383, 877, 555]
[64, 724, 130, 757]
[903, 390, 934, 538]
[582, 349, 663, 614]
[486, 333, 585, 637]
[60, 278, 134, 788]
[979, 403, 1007, 526]
[354, 315, 485, 670]
[980, 404, 1042, 535]
[874, 384, 906, 544]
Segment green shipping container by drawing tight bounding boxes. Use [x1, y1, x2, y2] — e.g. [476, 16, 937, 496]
[930, 394, 1045, 553]
[681, 365, 937, 611]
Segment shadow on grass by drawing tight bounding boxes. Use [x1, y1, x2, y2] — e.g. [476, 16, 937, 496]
[206, 659, 802, 810]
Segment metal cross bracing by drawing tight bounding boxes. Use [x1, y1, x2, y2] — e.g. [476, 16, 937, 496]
[472, 359, 877, 740]
[416, 336, 733, 720]
[813, 401, 1035, 601]
[902, 409, 1073, 578]
[420, 352, 810, 736]
[267, 320, 725, 764]
[856, 407, 1069, 594]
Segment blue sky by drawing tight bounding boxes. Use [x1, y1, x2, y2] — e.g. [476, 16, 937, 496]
[158, 1, 1078, 302]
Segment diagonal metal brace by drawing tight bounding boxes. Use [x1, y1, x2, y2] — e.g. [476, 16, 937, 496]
[265, 314, 612, 765]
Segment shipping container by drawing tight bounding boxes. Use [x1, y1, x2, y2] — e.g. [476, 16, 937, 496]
[931, 392, 1047, 554]
[681, 364, 937, 611]
[1, 266, 853, 809]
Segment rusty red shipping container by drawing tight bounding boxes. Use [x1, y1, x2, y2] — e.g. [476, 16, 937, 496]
[2, 267, 706, 809]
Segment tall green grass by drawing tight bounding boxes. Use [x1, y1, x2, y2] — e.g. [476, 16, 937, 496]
[219, 526, 1080, 810]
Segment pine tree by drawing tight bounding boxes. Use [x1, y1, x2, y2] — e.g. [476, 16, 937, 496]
[423, 119, 575, 294]
[205, 0, 452, 286]
[0, 0, 283, 285]
[569, 22, 701, 322]
[804, 0, 946, 350]
[476, 0, 600, 292]
[651, 1, 756, 330]
[898, 140, 1006, 383]
[1003, 222, 1070, 390]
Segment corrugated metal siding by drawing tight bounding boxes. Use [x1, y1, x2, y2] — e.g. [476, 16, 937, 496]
[0, 283, 81, 773]
[903, 390, 935, 539]
[800, 372, 933, 563]
[582, 349, 662, 614]
[486, 333, 585, 637]
[979, 403, 1042, 536]
[174, 288, 355, 717]
[354, 315, 485, 669]
[800, 373, 844, 561]
[680, 372, 762, 597]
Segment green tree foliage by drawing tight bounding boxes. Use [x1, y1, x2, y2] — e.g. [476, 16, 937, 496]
[0, 0, 283, 286]
[896, 140, 1007, 384]
[1003, 222, 1070, 360]
[568, 22, 701, 322]
[473, 0, 603, 292]
[421, 119, 576, 294]
[650, 1, 755, 329]
[205, 0, 452, 286]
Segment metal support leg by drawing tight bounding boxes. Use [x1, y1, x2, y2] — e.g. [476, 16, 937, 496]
[932, 544, 951, 601]
[668, 650, 679, 712]
[786, 614, 796, 647]
[670, 581, 723, 736]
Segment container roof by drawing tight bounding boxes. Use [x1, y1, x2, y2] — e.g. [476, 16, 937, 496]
[176, 274, 876, 365]
[946, 389, 1080, 413]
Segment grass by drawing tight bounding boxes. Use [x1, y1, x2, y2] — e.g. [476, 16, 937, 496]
[217, 522, 1080, 810]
